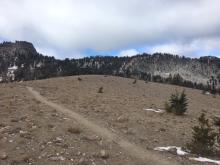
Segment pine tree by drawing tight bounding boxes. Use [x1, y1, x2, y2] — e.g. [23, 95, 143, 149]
[187, 113, 217, 155]
[165, 90, 188, 115]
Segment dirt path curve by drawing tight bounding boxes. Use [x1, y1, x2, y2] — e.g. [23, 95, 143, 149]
[27, 86, 179, 165]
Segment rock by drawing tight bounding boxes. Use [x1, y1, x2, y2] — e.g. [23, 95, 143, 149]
[116, 116, 128, 123]
[11, 118, 19, 122]
[213, 115, 220, 126]
[168, 148, 177, 155]
[78, 157, 88, 165]
[0, 123, 6, 127]
[81, 135, 100, 141]
[55, 137, 63, 142]
[20, 116, 28, 121]
[20, 132, 32, 139]
[159, 128, 166, 132]
[49, 156, 65, 161]
[0, 151, 8, 160]
[67, 127, 81, 134]
[100, 150, 109, 159]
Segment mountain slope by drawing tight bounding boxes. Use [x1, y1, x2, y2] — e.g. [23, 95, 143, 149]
[0, 41, 219, 90]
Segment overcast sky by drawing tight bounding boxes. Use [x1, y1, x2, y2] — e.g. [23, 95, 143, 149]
[0, 0, 220, 59]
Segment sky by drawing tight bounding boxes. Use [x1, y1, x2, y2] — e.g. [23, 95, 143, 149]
[0, 0, 220, 59]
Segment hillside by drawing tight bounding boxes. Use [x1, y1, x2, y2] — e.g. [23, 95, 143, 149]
[1, 75, 220, 164]
[0, 41, 220, 91]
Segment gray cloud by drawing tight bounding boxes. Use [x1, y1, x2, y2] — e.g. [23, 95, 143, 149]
[0, 0, 220, 58]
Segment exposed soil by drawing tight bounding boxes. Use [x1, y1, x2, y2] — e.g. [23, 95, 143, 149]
[1, 75, 220, 165]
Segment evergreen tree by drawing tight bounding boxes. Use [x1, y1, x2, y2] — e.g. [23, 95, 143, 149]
[165, 90, 188, 115]
[187, 113, 218, 155]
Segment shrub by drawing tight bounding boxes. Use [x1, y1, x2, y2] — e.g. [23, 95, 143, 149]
[98, 87, 103, 93]
[187, 113, 218, 155]
[164, 101, 172, 113]
[78, 77, 82, 81]
[165, 90, 188, 115]
[133, 79, 137, 84]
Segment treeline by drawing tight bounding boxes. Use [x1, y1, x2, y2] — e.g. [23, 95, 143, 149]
[123, 72, 220, 95]
[1, 41, 220, 94]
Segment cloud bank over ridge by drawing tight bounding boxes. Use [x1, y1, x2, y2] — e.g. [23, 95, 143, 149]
[0, 0, 220, 58]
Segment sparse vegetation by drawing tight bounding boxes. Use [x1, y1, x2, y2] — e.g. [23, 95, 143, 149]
[187, 113, 219, 156]
[165, 90, 188, 115]
[98, 87, 103, 93]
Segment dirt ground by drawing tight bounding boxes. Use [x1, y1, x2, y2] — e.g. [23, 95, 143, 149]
[1, 75, 220, 165]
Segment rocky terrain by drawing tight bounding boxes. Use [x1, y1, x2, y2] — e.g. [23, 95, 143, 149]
[0, 41, 220, 90]
[1, 75, 220, 165]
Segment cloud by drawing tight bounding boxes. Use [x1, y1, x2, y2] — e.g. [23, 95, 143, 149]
[118, 49, 140, 57]
[0, 0, 220, 58]
[149, 37, 220, 57]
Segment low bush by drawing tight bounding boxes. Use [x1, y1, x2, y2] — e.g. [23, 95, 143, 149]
[98, 87, 103, 93]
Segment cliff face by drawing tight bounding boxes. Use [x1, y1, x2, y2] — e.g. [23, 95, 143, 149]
[0, 41, 219, 89]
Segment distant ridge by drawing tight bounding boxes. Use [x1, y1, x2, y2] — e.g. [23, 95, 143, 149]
[0, 41, 219, 93]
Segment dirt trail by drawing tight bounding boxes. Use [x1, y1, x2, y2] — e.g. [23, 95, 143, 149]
[27, 86, 179, 165]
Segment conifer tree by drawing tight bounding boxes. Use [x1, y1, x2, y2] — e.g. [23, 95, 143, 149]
[187, 113, 217, 155]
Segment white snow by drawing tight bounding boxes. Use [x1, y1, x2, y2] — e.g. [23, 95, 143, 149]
[144, 108, 164, 113]
[8, 65, 18, 70]
[154, 146, 188, 156]
[190, 157, 220, 165]
[205, 91, 211, 95]
[155, 146, 220, 164]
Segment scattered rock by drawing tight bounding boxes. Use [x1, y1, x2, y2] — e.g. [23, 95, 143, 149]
[9, 127, 22, 134]
[0, 151, 8, 160]
[20, 132, 32, 139]
[49, 156, 65, 161]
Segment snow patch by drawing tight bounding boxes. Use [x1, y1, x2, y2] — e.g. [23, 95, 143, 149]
[144, 108, 164, 113]
[190, 157, 220, 165]
[205, 91, 211, 95]
[8, 65, 18, 70]
[154, 146, 188, 156]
